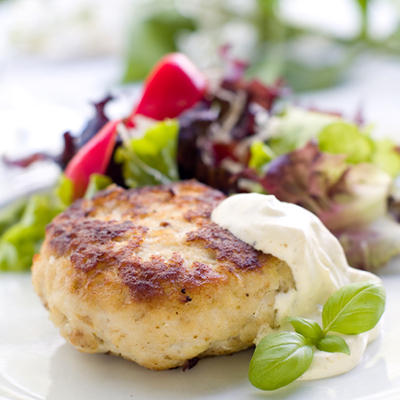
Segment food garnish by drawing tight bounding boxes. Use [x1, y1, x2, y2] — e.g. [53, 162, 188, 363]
[249, 280, 386, 391]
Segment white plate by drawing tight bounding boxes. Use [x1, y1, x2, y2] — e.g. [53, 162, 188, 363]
[1, 55, 400, 400]
[1, 261, 400, 400]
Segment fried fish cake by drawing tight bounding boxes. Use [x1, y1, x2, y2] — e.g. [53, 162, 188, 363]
[32, 180, 294, 370]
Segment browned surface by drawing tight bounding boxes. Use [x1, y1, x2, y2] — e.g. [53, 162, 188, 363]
[44, 180, 274, 303]
[32, 180, 295, 369]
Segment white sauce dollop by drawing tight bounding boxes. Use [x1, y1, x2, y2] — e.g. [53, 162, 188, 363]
[211, 193, 381, 380]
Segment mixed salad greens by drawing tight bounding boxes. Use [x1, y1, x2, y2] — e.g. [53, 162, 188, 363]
[2, 52, 400, 273]
[0, 52, 389, 391]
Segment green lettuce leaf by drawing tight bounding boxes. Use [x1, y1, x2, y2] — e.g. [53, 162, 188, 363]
[243, 141, 395, 269]
[115, 119, 180, 188]
[54, 173, 74, 207]
[248, 140, 276, 172]
[263, 107, 400, 177]
[0, 192, 65, 272]
[318, 122, 373, 164]
[371, 138, 400, 177]
[267, 107, 340, 156]
[0, 199, 28, 236]
[84, 174, 113, 199]
[0, 172, 112, 272]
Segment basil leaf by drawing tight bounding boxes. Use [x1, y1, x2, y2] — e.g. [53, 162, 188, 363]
[316, 335, 350, 355]
[288, 317, 322, 343]
[249, 332, 313, 391]
[322, 281, 386, 335]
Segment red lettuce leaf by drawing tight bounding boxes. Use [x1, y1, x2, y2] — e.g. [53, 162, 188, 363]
[177, 73, 284, 193]
[246, 141, 350, 217]
[240, 141, 397, 270]
[337, 216, 400, 271]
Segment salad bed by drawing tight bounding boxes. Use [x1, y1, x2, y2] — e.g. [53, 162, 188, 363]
[1, 52, 400, 272]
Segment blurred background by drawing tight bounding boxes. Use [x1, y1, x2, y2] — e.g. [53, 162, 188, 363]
[2, 0, 400, 87]
[0, 0, 400, 202]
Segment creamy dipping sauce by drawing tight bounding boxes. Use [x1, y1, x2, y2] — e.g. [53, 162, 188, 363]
[211, 193, 381, 380]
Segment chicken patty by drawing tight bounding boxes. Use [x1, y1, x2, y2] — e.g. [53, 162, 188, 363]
[32, 180, 295, 370]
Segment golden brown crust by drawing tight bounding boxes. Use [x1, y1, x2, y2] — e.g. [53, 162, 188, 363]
[186, 222, 262, 270]
[32, 180, 295, 370]
[44, 180, 270, 303]
[120, 253, 224, 302]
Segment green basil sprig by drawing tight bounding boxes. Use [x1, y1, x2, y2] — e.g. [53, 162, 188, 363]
[249, 280, 385, 391]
